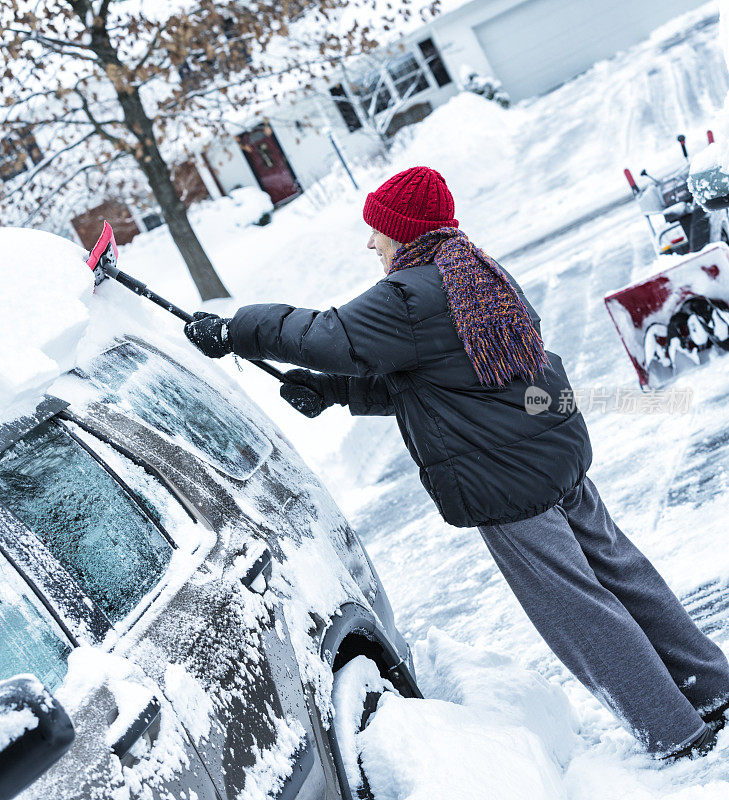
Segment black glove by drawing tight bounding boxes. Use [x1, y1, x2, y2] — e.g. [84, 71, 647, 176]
[280, 369, 347, 418]
[184, 311, 233, 359]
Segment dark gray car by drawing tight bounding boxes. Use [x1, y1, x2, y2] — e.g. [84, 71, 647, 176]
[0, 335, 418, 800]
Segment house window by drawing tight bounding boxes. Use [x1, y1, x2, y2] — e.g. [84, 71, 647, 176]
[0, 127, 42, 183]
[349, 70, 393, 118]
[329, 84, 362, 132]
[388, 52, 429, 100]
[141, 211, 164, 231]
[418, 38, 452, 87]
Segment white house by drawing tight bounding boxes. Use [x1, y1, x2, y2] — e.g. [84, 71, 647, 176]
[202, 0, 711, 209]
[2, 0, 711, 244]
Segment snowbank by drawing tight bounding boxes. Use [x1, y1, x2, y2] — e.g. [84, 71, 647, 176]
[332, 655, 396, 790]
[357, 629, 573, 800]
[362, 698, 562, 800]
[414, 628, 578, 766]
[387, 92, 519, 208]
[0, 228, 94, 419]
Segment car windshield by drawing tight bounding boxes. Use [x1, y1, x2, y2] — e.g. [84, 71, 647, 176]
[0, 421, 172, 623]
[83, 341, 271, 480]
[0, 553, 72, 691]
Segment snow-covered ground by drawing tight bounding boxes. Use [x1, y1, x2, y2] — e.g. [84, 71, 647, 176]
[12, 1, 729, 796]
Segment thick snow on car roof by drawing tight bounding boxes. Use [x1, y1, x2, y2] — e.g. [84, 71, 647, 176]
[0, 225, 193, 425]
[0, 227, 94, 421]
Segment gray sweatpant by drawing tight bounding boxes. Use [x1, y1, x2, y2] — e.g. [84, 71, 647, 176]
[478, 476, 729, 756]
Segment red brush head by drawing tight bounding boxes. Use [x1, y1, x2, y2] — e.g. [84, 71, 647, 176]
[86, 221, 118, 285]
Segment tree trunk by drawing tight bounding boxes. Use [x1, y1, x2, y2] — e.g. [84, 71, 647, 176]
[133, 134, 231, 301]
[88, 21, 230, 300]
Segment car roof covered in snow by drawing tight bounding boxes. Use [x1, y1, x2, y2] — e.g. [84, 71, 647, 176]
[0, 227, 94, 423]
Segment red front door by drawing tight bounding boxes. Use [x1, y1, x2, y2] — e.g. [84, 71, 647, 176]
[237, 125, 301, 206]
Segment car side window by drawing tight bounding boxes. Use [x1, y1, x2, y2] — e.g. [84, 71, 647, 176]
[0, 553, 72, 691]
[0, 421, 172, 624]
[83, 341, 272, 480]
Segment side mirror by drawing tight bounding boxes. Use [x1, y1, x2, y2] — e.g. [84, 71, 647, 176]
[689, 144, 729, 210]
[0, 675, 75, 800]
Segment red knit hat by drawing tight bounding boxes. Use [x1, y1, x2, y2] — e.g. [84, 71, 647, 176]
[363, 166, 458, 243]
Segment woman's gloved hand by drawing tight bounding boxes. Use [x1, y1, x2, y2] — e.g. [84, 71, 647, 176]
[280, 369, 346, 418]
[184, 312, 233, 359]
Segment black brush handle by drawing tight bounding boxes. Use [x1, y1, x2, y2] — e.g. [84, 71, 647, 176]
[105, 265, 194, 323]
[104, 265, 288, 382]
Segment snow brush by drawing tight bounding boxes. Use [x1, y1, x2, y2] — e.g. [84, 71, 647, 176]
[85, 221, 289, 385]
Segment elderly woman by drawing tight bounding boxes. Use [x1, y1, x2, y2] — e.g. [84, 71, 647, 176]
[185, 166, 729, 759]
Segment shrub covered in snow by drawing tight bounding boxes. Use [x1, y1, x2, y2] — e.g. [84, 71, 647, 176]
[460, 65, 511, 108]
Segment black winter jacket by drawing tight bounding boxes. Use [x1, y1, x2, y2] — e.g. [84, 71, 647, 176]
[229, 263, 592, 527]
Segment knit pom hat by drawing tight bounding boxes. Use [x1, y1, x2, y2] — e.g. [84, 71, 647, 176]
[363, 166, 459, 243]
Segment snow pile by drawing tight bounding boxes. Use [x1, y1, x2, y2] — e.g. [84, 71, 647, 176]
[387, 92, 518, 209]
[332, 655, 396, 790]
[362, 699, 562, 800]
[0, 227, 94, 418]
[414, 628, 578, 766]
[188, 186, 273, 232]
[357, 630, 572, 800]
[228, 186, 274, 221]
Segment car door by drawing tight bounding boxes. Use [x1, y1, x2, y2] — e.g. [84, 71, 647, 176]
[0, 415, 220, 800]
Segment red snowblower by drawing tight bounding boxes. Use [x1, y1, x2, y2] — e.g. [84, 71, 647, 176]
[605, 131, 729, 390]
[608, 133, 729, 390]
[605, 244, 729, 390]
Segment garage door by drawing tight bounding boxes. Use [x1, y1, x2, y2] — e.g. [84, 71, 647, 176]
[473, 0, 709, 102]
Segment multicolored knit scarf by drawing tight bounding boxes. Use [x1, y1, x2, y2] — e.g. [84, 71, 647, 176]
[389, 227, 547, 387]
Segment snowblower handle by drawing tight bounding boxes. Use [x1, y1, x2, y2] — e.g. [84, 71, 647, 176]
[678, 134, 688, 161]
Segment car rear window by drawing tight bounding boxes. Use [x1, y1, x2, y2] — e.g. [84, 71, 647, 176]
[0, 553, 72, 691]
[0, 421, 172, 623]
[83, 341, 271, 480]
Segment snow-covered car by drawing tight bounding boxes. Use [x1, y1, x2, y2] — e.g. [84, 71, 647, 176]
[0, 233, 419, 800]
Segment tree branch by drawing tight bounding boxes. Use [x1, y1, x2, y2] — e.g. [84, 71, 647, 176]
[3, 111, 125, 127]
[1, 130, 96, 201]
[133, 25, 162, 72]
[5, 27, 96, 58]
[75, 89, 130, 150]
[21, 150, 127, 224]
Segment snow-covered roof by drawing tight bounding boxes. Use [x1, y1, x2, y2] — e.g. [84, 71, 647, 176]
[0, 228, 94, 421]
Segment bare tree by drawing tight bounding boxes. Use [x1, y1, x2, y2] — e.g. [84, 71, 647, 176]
[0, 0, 427, 300]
